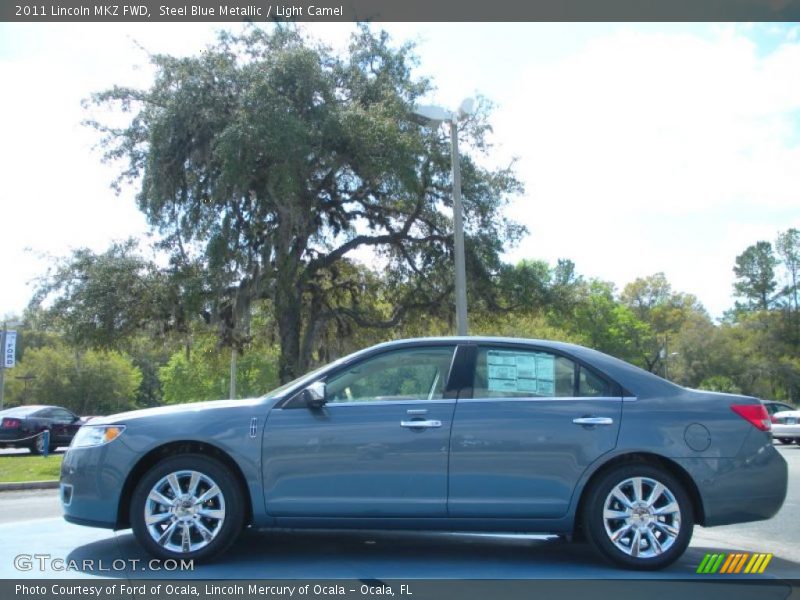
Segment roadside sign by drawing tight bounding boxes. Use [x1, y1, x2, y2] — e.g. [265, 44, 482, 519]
[3, 331, 16, 368]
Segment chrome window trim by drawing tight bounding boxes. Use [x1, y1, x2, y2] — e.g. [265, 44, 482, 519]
[458, 396, 623, 403]
[275, 398, 457, 410]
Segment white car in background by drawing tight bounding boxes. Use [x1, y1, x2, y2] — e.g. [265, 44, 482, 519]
[764, 400, 800, 445]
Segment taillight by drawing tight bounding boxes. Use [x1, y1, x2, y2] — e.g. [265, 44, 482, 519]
[1, 418, 21, 429]
[731, 404, 771, 432]
[771, 416, 779, 424]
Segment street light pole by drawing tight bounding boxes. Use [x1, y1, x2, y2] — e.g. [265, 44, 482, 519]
[411, 98, 474, 337]
[449, 120, 468, 336]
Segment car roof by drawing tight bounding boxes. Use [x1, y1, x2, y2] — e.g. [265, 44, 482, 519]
[0, 405, 51, 416]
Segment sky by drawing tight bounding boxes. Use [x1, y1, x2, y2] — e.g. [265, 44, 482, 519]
[0, 22, 799, 322]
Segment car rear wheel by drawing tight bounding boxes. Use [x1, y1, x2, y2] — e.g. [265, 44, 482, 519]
[582, 464, 694, 570]
[130, 454, 245, 561]
[29, 431, 52, 455]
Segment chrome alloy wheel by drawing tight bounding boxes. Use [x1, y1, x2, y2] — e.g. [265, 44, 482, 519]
[144, 470, 226, 554]
[602, 476, 681, 559]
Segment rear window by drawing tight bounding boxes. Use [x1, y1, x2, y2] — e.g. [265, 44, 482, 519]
[766, 403, 795, 415]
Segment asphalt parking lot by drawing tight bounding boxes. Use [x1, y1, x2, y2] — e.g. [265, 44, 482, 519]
[0, 445, 797, 583]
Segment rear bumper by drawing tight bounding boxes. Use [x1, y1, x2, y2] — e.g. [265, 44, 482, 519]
[771, 424, 800, 438]
[677, 432, 787, 527]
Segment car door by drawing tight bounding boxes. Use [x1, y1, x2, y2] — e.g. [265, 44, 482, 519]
[262, 344, 459, 518]
[49, 408, 79, 445]
[448, 343, 622, 518]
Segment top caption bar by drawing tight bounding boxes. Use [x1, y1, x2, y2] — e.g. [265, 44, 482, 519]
[5, 0, 800, 22]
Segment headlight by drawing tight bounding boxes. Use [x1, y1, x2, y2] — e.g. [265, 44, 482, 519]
[71, 425, 125, 448]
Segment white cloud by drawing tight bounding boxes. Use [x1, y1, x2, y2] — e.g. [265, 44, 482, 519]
[494, 27, 800, 317]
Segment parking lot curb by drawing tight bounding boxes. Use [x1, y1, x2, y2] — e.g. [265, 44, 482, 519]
[0, 480, 59, 492]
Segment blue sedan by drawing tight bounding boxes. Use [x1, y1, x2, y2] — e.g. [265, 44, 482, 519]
[60, 337, 787, 569]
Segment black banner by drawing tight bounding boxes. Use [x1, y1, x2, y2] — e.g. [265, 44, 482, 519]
[2, 579, 798, 600]
[4, 0, 800, 22]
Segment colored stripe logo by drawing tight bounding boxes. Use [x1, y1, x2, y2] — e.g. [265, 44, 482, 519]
[696, 553, 773, 574]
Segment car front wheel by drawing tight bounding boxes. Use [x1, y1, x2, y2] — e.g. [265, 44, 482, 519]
[130, 454, 245, 561]
[582, 464, 694, 570]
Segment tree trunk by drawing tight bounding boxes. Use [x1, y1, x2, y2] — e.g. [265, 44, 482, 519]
[275, 288, 303, 384]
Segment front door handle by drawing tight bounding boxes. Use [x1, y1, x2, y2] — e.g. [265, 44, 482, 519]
[400, 420, 442, 428]
[572, 417, 614, 426]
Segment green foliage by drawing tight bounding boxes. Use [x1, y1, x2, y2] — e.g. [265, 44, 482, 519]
[620, 273, 706, 373]
[776, 228, 800, 312]
[5, 344, 142, 415]
[29, 239, 177, 348]
[159, 333, 280, 404]
[0, 455, 63, 483]
[697, 376, 741, 394]
[86, 25, 524, 382]
[733, 241, 778, 311]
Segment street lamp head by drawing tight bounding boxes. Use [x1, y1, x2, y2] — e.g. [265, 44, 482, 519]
[457, 97, 475, 119]
[410, 104, 452, 126]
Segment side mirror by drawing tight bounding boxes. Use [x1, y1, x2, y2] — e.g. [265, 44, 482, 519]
[304, 381, 327, 409]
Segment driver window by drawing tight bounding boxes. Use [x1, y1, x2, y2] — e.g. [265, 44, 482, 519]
[325, 346, 455, 403]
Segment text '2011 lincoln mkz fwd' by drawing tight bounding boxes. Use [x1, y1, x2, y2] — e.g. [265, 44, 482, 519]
[60, 337, 787, 569]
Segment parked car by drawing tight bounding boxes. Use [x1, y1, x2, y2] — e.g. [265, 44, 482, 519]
[763, 401, 798, 444]
[0, 405, 86, 454]
[60, 337, 787, 570]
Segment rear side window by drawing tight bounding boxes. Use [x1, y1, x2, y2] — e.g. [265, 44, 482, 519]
[473, 347, 617, 399]
[578, 366, 612, 397]
[51, 408, 75, 421]
[473, 348, 576, 398]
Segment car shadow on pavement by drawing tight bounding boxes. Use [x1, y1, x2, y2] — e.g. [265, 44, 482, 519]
[63, 528, 800, 581]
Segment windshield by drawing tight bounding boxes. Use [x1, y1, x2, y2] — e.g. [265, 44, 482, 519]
[260, 364, 330, 400]
[260, 352, 362, 400]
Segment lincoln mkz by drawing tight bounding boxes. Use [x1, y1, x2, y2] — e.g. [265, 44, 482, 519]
[60, 337, 787, 569]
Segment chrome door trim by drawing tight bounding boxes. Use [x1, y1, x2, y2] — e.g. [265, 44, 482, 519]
[457, 396, 622, 404]
[572, 417, 614, 426]
[400, 420, 443, 428]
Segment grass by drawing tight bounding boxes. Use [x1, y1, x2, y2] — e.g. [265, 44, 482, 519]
[0, 454, 62, 483]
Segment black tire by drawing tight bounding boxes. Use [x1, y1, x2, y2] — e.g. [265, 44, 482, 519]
[777, 438, 794, 445]
[29, 431, 50, 455]
[130, 454, 245, 562]
[582, 463, 694, 570]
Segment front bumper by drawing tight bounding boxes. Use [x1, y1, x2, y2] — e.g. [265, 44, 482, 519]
[59, 439, 137, 529]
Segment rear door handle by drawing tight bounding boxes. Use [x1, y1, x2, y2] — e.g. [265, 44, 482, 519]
[401, 420, 442, 428]
[572, 417, 614, 426]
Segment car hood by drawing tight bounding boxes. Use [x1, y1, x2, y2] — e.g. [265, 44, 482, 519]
[89, 397, 270, 425]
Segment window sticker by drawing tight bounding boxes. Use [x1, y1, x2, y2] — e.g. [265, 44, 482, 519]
[486, 350, 555, 395]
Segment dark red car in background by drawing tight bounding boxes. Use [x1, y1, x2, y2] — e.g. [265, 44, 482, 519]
[0, 405, 87, 454]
